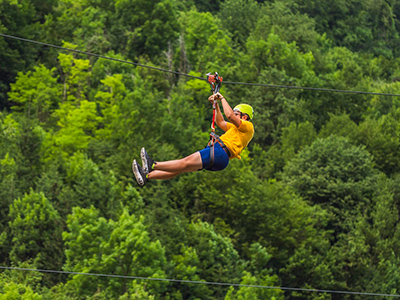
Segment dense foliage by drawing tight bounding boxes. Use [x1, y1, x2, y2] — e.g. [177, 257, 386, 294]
[2, 0, 400, 299]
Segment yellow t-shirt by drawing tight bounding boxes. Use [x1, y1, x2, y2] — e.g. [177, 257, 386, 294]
[220, 120, 254, 159]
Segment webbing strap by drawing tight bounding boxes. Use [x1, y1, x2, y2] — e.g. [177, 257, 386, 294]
[209, 139, 215, 167]
[211, 99, 216, 132]
[206, 72, 223, 168]
[210, 132, 231, 157]
[208, 132, 232, 167]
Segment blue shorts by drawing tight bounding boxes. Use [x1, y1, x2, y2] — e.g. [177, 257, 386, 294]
[199, 143, 230, 171]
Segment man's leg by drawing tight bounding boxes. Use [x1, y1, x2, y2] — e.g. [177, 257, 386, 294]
[148, 152, 202, 180]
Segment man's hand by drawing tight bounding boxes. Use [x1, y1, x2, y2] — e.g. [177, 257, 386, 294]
[209, 92, 225, 103]
[214, 92, 225, 101]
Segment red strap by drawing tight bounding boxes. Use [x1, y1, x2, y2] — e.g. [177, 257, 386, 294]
[211, 100, 216, 132]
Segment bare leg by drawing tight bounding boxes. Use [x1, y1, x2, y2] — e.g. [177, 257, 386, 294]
[147, 170, 181, 180]
[148, 152, 202, 180]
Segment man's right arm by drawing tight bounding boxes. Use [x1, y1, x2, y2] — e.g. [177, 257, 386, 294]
[215, 102, 228, 131]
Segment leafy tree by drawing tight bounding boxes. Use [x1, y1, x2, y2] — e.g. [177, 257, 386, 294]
[0, 152, 16, 258]
[280, 121, 317, 159]
[225, 243, 284, 300]
[295, 0, 400, 58]
[186, 221, 245, 299]
[48, 0, 180, 60]
[111, 0, 180, 59]
[57, 47, 91, 103]
[92, 68, 203, 178]
[262, 121, 317, 176]
[91, 70, 155, 176]
[178, 9, 235, 76]
[0, 115, 19, 224]
[239, 33, 319, 146]
[44, 0, 112, 55]
[337, 176, 400, 297]
[42, 100, 101, 161]
[367, 81, 400, 118]
[0, 281, 43, 300]
[301, 46, 371, 126]
[236, 0, 324, 53]
[6, 190, 63, 285]
[282, 176, 400, 300]
[193, 0, 223, 13]
[90, 51, 137, 88]
[0, 0, 43, 106]
[219, 0, 261, 47]
[13, 117, 45, 192]
[226, 165, 325, 266]
[318, 113, 359, 141]
[282, 135, 378, 234]
[225, 271, 283, 300]
[156, 86, 210, 155]
[169, 245, 212, 299]
[246, 33, 315, 79]
[356, 116, 400, 176]
[8, 65, 60, 123]
[0, 114, 44, 238]
[319, 113, 400, 176]
[267, 0, 324, 53]
[63, 207, 167, 299]
[279, 232, 338, 300]
[50, 152, 124, 218]
[34, 159, 66, 214]
[170, 156, 324, 270]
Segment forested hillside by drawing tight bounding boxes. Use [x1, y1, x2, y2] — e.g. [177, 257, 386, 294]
[2, 0, 400, 299]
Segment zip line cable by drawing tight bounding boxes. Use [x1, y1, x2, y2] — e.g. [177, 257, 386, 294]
[1, 266, 400, 298]
[223, 79, 400, 96]
[2, 33, 400, 97]
[0, 33, 204, 81]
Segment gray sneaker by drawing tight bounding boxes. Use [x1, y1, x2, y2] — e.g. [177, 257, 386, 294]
[140, 148, 156, 175]
[132, 159, 147, 187]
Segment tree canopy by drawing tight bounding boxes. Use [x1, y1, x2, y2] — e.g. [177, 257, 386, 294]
[2, 0, 400, 299]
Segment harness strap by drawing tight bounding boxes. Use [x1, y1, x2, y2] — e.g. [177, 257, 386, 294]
[209, 138, 215, 166]
[210, 132, 231, 158]
[207, 132, 231, 167]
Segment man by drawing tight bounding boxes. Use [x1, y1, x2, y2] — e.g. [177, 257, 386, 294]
[132, 92, 254, 186]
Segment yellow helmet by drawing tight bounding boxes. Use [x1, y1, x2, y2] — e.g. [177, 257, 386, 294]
[233, 104, 254, 120]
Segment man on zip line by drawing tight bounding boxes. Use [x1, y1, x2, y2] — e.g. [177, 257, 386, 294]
[132, 92, 254, 187]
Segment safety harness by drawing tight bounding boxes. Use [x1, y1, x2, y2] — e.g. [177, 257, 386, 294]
[206, 72, 230, 166]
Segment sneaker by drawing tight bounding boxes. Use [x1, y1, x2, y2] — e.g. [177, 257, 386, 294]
[132, 159, 147, 187]
[140, 147, 156, 175]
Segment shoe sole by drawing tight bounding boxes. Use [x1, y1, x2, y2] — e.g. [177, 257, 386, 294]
[132, 159, 145, 186]
[140, 148, 150, 174]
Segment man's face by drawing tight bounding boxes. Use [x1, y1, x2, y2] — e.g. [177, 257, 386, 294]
[234, 110, 247, 120]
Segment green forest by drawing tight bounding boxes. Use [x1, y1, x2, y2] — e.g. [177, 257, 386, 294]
[3, 0, 400, 299]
